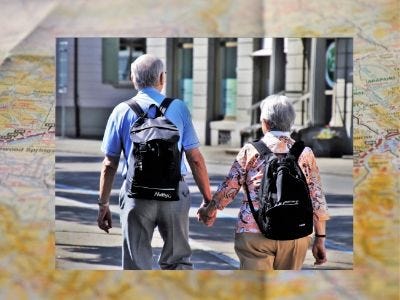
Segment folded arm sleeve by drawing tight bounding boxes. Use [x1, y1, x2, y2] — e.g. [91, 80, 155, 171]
[101, 108, 122, 157]
[180, 102, 200, 151]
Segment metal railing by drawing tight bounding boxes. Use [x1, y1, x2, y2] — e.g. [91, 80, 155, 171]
[246, 90, 310, 128]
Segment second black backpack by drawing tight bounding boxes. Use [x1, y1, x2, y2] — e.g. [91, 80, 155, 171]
[125, 98, 182, 201]
[245, 140, 313, 240]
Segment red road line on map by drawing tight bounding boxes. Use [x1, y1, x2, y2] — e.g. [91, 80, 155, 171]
[0, 130, 55, 145]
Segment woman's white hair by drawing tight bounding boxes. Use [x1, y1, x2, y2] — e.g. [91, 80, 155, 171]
[259, 94, 296, 131]
[130, 54, 164, 90]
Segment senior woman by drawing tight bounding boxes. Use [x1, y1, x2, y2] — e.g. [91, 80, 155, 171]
[198, 94, 329, 270]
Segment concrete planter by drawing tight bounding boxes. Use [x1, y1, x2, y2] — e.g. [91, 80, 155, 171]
[312, 137, 343, 157]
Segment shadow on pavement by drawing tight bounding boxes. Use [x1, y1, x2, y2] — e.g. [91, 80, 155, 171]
[56, 171, 125, 193]
[57, 243, 121, 267]
[56, 191, 100, 204]
[56, 205, 121, 228]
[57, 244, 236, 270]
[325, 194, 353, 204]
[56, 155, 104, 163]
[326, 215, 353, 251]
[189, 216, 236, 243]
[150, 248, 235, 270]
[191, 249, 236, 270]
[325, 194, 353, 251]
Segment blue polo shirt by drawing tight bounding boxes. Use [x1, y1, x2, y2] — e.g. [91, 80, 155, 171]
[101, 87, 200, 177]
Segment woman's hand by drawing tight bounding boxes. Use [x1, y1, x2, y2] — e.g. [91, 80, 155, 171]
[197, 200, 217, 227]
[312, 237, 327, 265]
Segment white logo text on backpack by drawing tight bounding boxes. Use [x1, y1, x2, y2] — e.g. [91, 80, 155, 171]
[154, 191, 172, 199]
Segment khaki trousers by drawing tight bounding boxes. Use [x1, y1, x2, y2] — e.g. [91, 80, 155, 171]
[234, 232, 311, 270]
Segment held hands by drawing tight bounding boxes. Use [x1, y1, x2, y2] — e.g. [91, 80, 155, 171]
[97, 204, 112, 233]
[312, 237, 327, 265]
[197, 200, 217, 227]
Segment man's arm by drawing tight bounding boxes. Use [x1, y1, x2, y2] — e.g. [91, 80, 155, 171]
[185, 148, 212, 203]
[99, 155, 120, 204]
[97, 155, 120, 233]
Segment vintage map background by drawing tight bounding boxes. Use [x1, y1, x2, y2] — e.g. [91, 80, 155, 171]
[0, 0, 398, 299]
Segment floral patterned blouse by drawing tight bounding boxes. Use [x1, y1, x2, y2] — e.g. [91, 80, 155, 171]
[212, 131, 330, 233]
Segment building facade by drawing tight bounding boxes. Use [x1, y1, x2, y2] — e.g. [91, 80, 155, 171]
[56, 37, 353, 153]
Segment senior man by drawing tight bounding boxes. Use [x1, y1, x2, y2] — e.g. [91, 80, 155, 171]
[97, 54, 211, 270]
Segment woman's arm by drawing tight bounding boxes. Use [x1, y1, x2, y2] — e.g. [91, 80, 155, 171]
[298, 147, 329, 221]
[198, 146, 249, 226]
[298, 147, 329, 264]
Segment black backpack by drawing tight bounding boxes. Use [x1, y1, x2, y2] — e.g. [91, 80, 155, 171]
[124, 98, 182, 201]
[244, 140, 313, 240]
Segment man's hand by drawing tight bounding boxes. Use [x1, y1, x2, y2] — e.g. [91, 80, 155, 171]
[97, 205, 112, 233]
[312, 237, 327, 265]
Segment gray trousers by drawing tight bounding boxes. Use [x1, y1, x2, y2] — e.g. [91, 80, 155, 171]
[119, 180, 193, 270]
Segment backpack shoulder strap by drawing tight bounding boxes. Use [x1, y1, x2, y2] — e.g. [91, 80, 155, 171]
[125, 98, 145, 118]
[289, 141, 305, 161]
[250, 140, 272, 157]
[159, 97, 175, 115]
[244, 183, 262, 229]
[245, 140, 272, 233]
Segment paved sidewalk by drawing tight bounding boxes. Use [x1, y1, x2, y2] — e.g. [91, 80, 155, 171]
[56, 137, 353, 270]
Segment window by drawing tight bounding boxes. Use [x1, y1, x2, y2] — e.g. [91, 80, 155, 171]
[219, 38, 237, 119]
[325, 39, 335, 89]
[167, 38, 193, 111]
[118, 38, 146, 83]
[252, 38, 270, 124]
[208, 38, 238, 121]
[102, 38, 146, 86]
[56, 39, 69, 94]
[178, 40, 193, 111]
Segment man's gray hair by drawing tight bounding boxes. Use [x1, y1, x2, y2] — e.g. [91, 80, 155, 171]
[259, 94, 296, 131]
[130, 54, 164, 90]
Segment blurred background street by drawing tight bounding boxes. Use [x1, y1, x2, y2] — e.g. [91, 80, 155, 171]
[55, 138, 353, 270]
